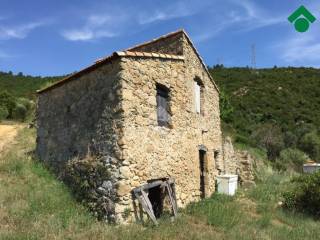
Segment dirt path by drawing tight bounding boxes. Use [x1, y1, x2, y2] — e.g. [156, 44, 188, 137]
[0, 124, 22, 155]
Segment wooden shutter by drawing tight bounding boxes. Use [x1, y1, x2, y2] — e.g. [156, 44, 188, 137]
[157, 86, 169, 126]
[195, 81, 201, 113]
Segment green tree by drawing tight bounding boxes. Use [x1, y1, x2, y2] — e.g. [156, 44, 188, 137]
[251, 123, 284, 161]
[299, 131, 320, 161]
[283, 171, 320, 216]
[0, 91, 16, 117]
[284, 131, 298, 148]
[0, 106, 9, 121]
[276, 148, 309, 172]
[220, 89, 234, 123]
[12, 104, 27, 121]
[17, 97, 32, 111]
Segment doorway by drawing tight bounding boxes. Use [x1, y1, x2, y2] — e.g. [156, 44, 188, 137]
[199, 150, 206, 199]
[148, 185, 164, 218]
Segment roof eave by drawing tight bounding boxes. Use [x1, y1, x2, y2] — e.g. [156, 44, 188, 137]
[36, 53, 120, 94]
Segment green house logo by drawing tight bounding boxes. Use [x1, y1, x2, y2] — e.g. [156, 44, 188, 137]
[288, 6, 316, 32]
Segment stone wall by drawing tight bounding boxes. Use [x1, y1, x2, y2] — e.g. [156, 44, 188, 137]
[116, 34, 223, 222]
[222, 137, 238, 174]
[236, 150, 255, 185]
[36, 59, 124, 221]
[222, 137, 255, 185]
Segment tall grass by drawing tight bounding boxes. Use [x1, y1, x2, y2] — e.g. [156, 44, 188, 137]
[186, 194, 242, 230]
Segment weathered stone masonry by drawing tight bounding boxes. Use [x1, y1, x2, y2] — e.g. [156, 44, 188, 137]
[36, 30, 226, 223]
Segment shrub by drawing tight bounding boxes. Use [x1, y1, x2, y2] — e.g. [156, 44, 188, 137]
[0, 91, 16, 117]
[283, 171, 320, 216]
[251, 123, 284, 161]
[0, 106, 9, 121]
[284, 131, 298, 148]
[294, 123, 317, 140]
[17, 98, 34, 121]
[299, 131, 320, 161]
[64, 155, 115, 221]
[220, 89, 234, 123]
[274, 148, 309, 172]
[12, 103, 27, 121]
[17, 97, 32, 111]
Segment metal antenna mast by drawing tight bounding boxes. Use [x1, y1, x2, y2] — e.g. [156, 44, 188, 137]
[251, 44, 256, 69]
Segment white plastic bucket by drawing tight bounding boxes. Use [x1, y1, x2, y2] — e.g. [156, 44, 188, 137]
[216, 174, 238, 196]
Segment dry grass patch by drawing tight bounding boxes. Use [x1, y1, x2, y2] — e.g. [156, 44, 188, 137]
[0, 122, 23, 155]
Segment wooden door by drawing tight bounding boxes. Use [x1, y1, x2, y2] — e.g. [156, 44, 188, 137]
[199, 150, 206, 199]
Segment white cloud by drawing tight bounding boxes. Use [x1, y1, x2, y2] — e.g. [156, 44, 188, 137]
[138, 3, 195, 24]
[62, 1, 206, 41]
[62, 30, 93, 41]
[62, 29, 115, 41]
[232, 0, 286, 30]
[193, 0, 286, 43]
[139, 11, 174, 24]
[61, 13, 120, 41]
[0, 21, 47, 40]
[61, 0, 287, 43]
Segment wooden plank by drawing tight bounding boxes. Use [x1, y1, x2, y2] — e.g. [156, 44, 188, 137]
[141, 190, 158, 224]
[166, 183, 177, 217]
[132, 180, 163, 194]
[170, 182, 178, 215]
[135, 192, 158, 225]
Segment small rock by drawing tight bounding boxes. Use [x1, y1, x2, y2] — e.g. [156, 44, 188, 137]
[122, 160, 130, 166]
[97, 187, 107, 195]
[102, 181, 113, 191]
[116, 182, 130, 196]
[120, 166, 131, 179]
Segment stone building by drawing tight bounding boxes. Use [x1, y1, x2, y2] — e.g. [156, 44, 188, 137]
[36, 30, 225, 222]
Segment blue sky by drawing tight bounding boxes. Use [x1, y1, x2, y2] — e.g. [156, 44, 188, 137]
[0, 0, 319, 76]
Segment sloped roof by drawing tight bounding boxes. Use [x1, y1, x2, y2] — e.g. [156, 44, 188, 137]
[37, 51, 184, 94]
[37, 29, 218, 94]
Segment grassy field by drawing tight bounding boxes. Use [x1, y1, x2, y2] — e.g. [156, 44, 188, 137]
[1, 127, 320, 240]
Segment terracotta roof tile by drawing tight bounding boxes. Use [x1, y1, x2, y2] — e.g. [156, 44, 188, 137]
[114, 51, 184, 60]
[143, 52, 153, 57]
[135, 52, 144, 57]
[116, 51, 126, 56]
